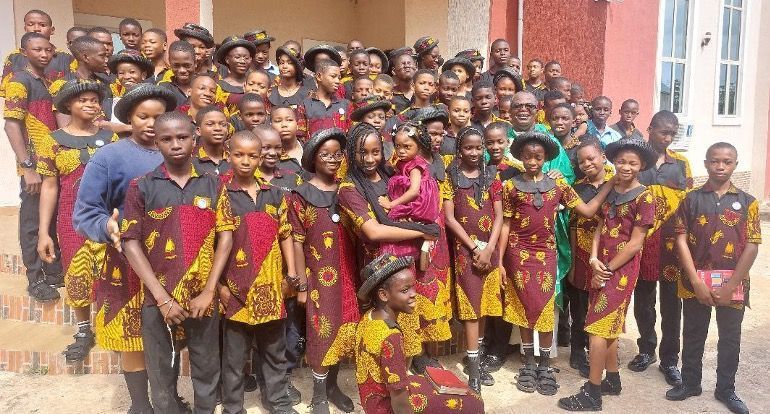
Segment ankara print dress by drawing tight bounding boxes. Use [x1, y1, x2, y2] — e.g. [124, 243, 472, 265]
[288, 182, 360, 367]
[355, 310, 484, 414]
[570, 168, 614, 291]
[501, 175, 580, 331]
[585, 186, 655, 339]
[448, 170, 503, 321]
[36, 129, 117, 308]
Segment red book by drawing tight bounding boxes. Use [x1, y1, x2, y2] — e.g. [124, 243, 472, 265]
[424, 366, 470, 395]
[697, 269, 744, 303]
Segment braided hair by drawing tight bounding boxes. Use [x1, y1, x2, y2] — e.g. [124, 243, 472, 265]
[393, 120, 431, 158]
[449, 126, 490, 207]
[345, 123, 439, 237]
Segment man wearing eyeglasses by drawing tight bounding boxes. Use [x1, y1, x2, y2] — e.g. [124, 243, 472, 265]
[610, 98, 645, 140]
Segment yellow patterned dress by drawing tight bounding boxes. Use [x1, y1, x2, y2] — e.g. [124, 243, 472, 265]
[355, 310, 484, 414]
[36, 129, 117, 307]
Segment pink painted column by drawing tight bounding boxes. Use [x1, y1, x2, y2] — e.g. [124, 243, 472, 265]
[488, 0, 519, 55]
[165, 0, 200, 43]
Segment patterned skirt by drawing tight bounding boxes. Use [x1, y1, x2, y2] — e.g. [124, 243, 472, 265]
[453, 244, 502, 320]
[93, 246, 144, 352]
[502, 245, 557, 332]
[584, 265, 639, 339]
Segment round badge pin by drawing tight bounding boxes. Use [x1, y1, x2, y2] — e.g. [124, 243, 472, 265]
[95, 139, 104, 147]
[732, 201, 741, 210]
[331, 213, 340, 223]
[197, 198, 208, 209]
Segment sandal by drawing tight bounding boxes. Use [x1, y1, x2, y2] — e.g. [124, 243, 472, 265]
[62, 330, 95, 363]
[515, 363, 538, 393]
[536, 365, 560, 396]
[557, 383, 601, 411]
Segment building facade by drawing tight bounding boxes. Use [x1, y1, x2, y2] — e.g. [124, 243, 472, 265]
[1, 0, 768, 205]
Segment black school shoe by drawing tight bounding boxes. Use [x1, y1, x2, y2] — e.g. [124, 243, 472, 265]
[558, 382, 602, 411]
[480, 353, 505, 373]
[462, 357, 495, 386]
[569, 353, 590, 379]
[46, 273, 65, 288]
[665, 384, 702, 401]
[28, 280, 60, 302]
[659, 365, 682, 386]
[627, 353, 657, 372]
[715, 391, 750, 414]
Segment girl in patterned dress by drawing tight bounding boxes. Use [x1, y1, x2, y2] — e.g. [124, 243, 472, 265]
[500, 132, 613, 396]
[288, 129, 359, 414]
[37, 80, 117, 362]
[444, 126, 503, 393]
[355, 254, 484, 414]
[559, 138, 657, 411]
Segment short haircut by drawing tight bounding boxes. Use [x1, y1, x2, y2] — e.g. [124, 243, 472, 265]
[238, 93, 265, 111]
[354, 77, 374, 87]
[270, 105, 296, 121]
[544, 60, 561, 70]
[155, 111, 195, 134]
[24, 9, 52, 24]
[168, 40, 195, 58]
[449, 95, 471, 107]
[349, 49, 369, 61]
[191, 73, 217, 86]
[87, 27, 111, 36]
[412, 69, 435, 82]
[67, 26, 87, 37]
[471, 80, 494, 96]
[576, 135, 603, 153]
[528, 58, 544, 66]
[543, 90, 566, 106]
[549, 76, 571, 90]
[439, 70, 459, 83]
[706, 142, 738, 158]
[621, 98, 639, 108]
[375, 74, 394, 86]
[194, 105, 225, 125]
[231, 129, 261, 145]
[649, 110, 679, 128]
[315, 58, 340, 74]
[485, 121, 510, 136]
[70, 36, 102, 57]
[548, 102, 576, 117]
[20, 32, 48, 49]
[144, 28, 167, 42]
[119, 18, 142, 31]
[591, 95, 612, 106]
[570, 82, 585, 96]
[247, 69, 270, 81]
[252, 123, 279, 139]
[490, 38, 509, 49]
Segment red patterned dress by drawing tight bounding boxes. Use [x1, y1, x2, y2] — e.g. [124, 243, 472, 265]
[448, 171, 503, 320]
[501, 175, 580, 331]
[570, 168, 614, 291]
[585, 186, 655, 338]
[355, 310, 484, 414]
[288, 182, 359, 367]
[36, 129, 117, 308]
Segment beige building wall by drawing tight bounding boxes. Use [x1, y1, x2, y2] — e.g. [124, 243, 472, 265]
[12, 0, 74, 48]
[404, 0, 448, 52]
[73, 0, 165, 29]
[355, 0, 406, 50]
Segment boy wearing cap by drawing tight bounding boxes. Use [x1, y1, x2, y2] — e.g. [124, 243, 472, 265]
[414, 36, 442, 72]
[665, 142, 758, 414]
[296, 59, 351, 141]
[245, 29, 278, 77]
[121, 111, 232, 413]
[173, 23, 220, 78]
[4, 32, 64, 301]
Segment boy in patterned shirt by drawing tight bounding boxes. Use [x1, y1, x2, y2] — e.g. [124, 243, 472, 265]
[665, 142, 759, 414]
[121, 112, 233, 413]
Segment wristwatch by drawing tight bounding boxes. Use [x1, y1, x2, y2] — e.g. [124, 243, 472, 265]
[19, 158, 35, 169]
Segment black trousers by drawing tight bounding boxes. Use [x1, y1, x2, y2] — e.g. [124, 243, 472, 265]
[223, 318, 291, 414]
[567, 282, 589, 357]
[633, 279, 681, 366]
[142, 305, 220, 414]
[484, 316, 513, 357]
[681, 298, 744, 394]
[559, 290, 571, 340]
[19, 177, 61, 284]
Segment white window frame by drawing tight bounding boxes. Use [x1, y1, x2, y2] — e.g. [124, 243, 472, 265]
[713, 0, 747, 125]
[654, 0, 695, 117]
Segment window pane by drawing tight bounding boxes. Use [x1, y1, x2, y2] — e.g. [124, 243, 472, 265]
[718, 64, 727, 114]
[662, 0, 675, 57]
[721, 6, 730, 60]
[673, 63, 685, 113]
[660, 61, 673, 111]
[730, 9, 742, 60]
[728, 64, 739, 115]
[674, 0, 689, 59]
[734, 0, 742, 7]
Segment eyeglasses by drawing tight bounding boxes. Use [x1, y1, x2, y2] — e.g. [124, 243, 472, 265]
[319, 152, 345, 162]
[512, 103, 537, 111]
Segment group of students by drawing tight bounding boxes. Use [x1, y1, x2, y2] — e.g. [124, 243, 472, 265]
[2, 8, 761, 414]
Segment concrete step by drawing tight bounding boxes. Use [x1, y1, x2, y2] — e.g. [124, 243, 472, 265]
[0, 274, 96, 326]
